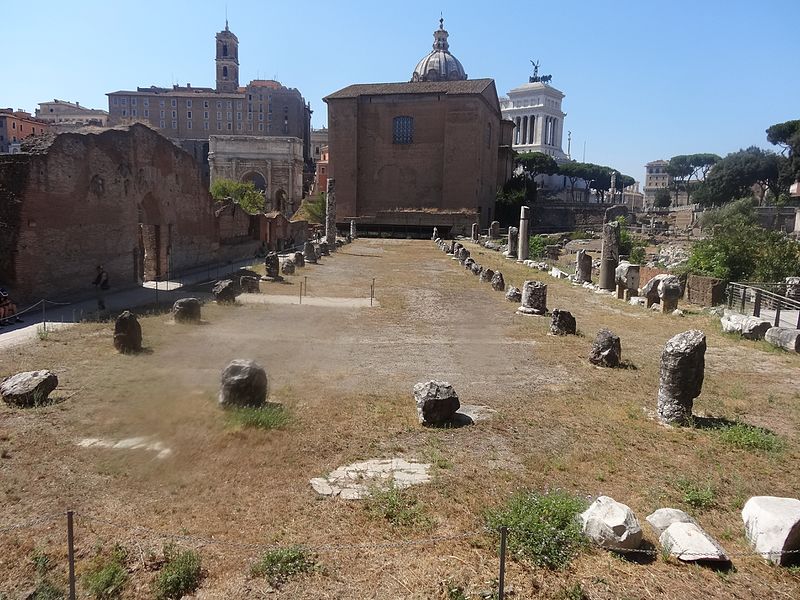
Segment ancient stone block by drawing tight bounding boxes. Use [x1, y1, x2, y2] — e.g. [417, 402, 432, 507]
[589, 329, 621, 367]
[507, 226, 518, 259]
[660, 522, 729, 563]
[657, 330, 706, 425]
[580, 496, 642, 551]
[294, 251, 305, 267]
[219, 359, 268, 408]
[764, 327, 800, 353]
[491, 271, 505, 291]
[303, 241, 317, 264]
[212, 279, 239, 304]
[173, 298, 201, 323]
[517, 280, 547, 315]
[413, 380, 460, 426]
[742, 496, 800, 565]
[599, 221, 620, 290]
[480, 268, 494, 283]
[505, 286, 521, 302]
[240, 275, 261, 292]
[1, 370, 58, 407]
[575, 249, 592, 283]
[113, 311, 142, 353]
[550, 309, 576, 335]
[281, 259, 296, 275]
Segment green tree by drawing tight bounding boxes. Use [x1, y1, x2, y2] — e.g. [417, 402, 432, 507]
[687, 199, 800, 281]
[558, 161, 586, 202]
[518, 151, 558, 203]
[209, 178, 265, 214]
[654, 187, 672, 208]
[766, 119, 800, 190]
[667, 153, 721, 205]
[693, 147, 787, 207]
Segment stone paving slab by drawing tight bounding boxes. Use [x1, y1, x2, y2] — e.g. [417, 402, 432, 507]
[310, 458, 431, 499]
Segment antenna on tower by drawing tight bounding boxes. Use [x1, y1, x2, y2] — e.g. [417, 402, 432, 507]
[225, 3, 229, 30]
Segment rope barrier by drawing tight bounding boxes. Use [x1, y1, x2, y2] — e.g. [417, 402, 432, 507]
[72, 512, 485, 553]
[4, 511, 800, 561]
[0, 513, 61, 533]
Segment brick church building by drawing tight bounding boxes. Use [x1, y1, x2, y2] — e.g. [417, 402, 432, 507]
[324, 20, 514, 237]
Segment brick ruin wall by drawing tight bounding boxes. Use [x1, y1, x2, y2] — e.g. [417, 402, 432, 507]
[1, 124, 258, 302]
[531, 204, 632, 234]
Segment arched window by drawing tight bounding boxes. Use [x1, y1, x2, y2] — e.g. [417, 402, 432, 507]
[222, 66, 228, 78]
[223, 43, 228, 57]
[392, 116, 413, 144]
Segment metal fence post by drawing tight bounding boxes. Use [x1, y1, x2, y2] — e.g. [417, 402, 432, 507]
[774, 304, 781, 327]
[753, 289, 762, 317]
[67, 510, 76, 600]
[498, 526, 508, 600]
[41, 300, 47, 334]
[739, 287, 746, 313]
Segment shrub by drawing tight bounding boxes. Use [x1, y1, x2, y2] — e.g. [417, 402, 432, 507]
[83, 545, 128, 599]
[210, 178, 265, 214]
[569, 230, 593, 240]
[485, 490, 588, 569]
[366, 486, 431, 528]
[225, 405, 290, 430]
[152, 545, 202, 600]
[250, 546, 316, 588]
[677, 480, 715, 510]
[688, 199, 800, 281]
[629, 246, 646, 264]
[528, 235, 547, 259]
[718, 423, 784, 453]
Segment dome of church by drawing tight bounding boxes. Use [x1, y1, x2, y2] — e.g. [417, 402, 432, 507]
[411, 19, 467, 82]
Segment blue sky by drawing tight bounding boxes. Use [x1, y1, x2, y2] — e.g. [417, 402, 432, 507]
[5, 0, 799, 182]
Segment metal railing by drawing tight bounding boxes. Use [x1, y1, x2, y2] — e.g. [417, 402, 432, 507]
[726, 282, 800, 329]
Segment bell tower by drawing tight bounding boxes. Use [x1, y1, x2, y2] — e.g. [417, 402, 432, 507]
[215, 21, 239, 93]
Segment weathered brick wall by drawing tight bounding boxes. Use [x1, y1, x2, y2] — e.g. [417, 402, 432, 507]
[639, 265, 671, 285]
[0, 156, 29, 284]
[686, 274, 726, 306]
[6, 124, 248, 302]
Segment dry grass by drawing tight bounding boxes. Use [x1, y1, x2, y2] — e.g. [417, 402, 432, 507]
[0, 238, 799, 598]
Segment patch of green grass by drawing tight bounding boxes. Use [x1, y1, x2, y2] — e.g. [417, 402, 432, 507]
[151, 544, 202, 600]
[366, 486, 432, 528]
[485, 489, 588, 569]
[556, 582, 588, 600]
[30, 580, 65, 600]
[83, 544, 128, 599]
[250, 546, 316, 588]
[442, 580, 469, 600]
[717, 423, 784, 453]
[32, 548, 52, 576]
[677, 479, 715, 510]
[422, 441, 453, 470]
[225, 404, 290, 430]
[30, 549, 65, 599]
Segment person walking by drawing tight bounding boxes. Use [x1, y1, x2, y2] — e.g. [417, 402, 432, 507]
[92, 265, 109, 310]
